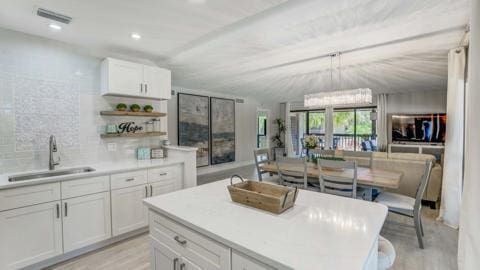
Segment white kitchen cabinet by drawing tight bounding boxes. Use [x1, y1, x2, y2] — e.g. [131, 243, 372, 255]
[143, 65, 171, 99]
[62, 192, 111, 252]
[101, 57, 171, 100]
[232, 251, 275, 270]
[0, 201, 62, 269]
[111, 185, 149, 236]
[149, 212, 230, 270]
[101, 58, 144, 96]
[150, 236, 182, 270]
[181, 257, 202, 270]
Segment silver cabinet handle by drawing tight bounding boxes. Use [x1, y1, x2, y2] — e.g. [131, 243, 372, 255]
[125, 178, 135, 182]
[145, 185, 148, 197]
[56, 203, 60, 219]
[140, 83, 143, 93]
[174, 236, 187, 245]
[64, 202, 68, 217]
[159, 172, 167, 176]
[173, 258, 179, 270]
[150, 185, 153, 197]
[145, 84, 148, 93]
[180, 263, 185, 270]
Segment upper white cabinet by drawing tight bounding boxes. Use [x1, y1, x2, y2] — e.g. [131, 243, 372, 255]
[101, 58, 171, 100]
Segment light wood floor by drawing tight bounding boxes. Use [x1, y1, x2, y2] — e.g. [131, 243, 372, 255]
[50, 165, 458, 270]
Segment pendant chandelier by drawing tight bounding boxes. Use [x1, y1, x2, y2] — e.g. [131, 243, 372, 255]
[304, 52, 372, 107]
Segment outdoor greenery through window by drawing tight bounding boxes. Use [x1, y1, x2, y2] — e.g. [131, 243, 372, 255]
[333, 108, 375, 151]
[299, 107, 376, 151]
[257, 114, 267, 148]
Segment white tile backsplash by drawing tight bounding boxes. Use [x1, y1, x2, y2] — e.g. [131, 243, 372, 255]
[0, 28, 166, 174]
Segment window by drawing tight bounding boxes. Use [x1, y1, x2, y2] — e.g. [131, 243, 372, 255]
[308, 111, 326, 134]
[333, 108, 375, 151]
[257, 113, 268, 148]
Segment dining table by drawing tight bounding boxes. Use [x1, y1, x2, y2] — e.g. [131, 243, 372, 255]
[259, 161, 403, 201]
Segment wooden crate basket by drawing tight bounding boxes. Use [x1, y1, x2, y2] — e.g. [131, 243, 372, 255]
[227, 175, 299, 214]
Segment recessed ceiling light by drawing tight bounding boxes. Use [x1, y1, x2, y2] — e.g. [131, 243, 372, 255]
[48, 23, 62, 31]
[131, 33, 141, 40]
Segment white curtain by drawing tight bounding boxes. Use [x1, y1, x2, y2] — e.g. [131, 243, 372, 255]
[376, 94, 388, 152]
[458, 0, 480, 268]
[284, 102, 294, 157]
[439, 48, 466, 228]
[325, 106, 334, 149]
[438, 47, 466, 229]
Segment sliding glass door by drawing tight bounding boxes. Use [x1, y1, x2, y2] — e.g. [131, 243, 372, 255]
[333, 108, 375, 151]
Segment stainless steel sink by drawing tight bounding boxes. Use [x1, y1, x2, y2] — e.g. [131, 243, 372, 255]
[8, 167, 96, 182]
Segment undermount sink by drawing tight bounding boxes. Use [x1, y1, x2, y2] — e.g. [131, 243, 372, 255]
[8, 167, 96, 182]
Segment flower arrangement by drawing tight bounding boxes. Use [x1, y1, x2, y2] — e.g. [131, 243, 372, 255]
[304, 135, 319, 149]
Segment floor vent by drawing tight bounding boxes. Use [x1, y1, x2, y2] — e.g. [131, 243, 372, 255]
[37, 8, 72, 24]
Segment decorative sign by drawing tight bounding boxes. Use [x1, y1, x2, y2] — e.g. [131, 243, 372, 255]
[151, 148, 166, 159]
[118, 122, 143, 134]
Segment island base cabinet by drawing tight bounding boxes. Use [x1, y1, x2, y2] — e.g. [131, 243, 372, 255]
[111, 185, 148, 236]
[0, 201, 63, 269]
[232, 251, 276, 270]
[62, 192, 112, 252]
[150, 236, 202, 270]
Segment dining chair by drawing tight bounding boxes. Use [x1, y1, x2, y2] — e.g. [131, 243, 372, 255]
[253, 148, 272, 181]
[317, 159, 358, 198]
[342, 150, 373, 168]
[378, 235, 396, 270]
[375, 160, 434, 249]
[276, 157, 308, 189]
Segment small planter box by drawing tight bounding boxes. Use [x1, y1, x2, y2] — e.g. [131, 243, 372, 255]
[227, 175, 298, 214]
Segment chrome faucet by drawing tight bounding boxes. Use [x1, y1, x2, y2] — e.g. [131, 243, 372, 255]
[49, 135, 60, 170]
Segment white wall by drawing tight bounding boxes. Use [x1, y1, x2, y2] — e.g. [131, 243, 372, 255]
[0, 28, 166, 173]
[458, 0, 480, 268]
[387, 89, 447, 114]
[168, 87, 279, 174]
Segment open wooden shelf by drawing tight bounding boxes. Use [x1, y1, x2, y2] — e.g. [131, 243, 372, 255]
[100, 132, 167, 138]
[100, 111, 166, 117]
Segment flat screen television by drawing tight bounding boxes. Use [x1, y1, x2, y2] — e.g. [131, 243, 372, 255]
[391, 114, 446, 144]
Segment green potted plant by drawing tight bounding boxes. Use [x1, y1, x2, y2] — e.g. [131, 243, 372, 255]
[116, 103, 127, 111]
[143, 105, 154, 113]
[271, 118, 286, 147]
[130, 104, 141, 112]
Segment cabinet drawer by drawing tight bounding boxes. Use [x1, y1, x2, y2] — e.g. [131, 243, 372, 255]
[148, 165, 180, 184]
[61, 176, 110, 199]
[150, 211, 230, 270]
[0, 183, 61, 212]
[232, 251, 276, 270]
[111, 170, 147, 190]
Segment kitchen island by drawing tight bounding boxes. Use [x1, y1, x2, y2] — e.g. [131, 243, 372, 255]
[143, 179, 388, 270]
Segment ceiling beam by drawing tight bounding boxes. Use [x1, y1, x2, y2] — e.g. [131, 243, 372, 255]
[164, 0, 316, 58]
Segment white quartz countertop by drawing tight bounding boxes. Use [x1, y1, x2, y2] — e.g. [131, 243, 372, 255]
[143, 180, 388, 270]
[0, 158, 185, 190]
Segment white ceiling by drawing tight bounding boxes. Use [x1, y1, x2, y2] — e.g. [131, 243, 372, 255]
[0, 0, 470, 102]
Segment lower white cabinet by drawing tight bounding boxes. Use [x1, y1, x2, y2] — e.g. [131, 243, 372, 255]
[62, 192, 112, 252]
[151, 178, 181, 197]
[111, 185, 149, 236]
[232, 251, 275, 270]
[0, 201, 63, 269]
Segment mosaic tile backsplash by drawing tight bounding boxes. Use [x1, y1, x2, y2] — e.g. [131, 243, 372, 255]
[0, 28, 167, 173]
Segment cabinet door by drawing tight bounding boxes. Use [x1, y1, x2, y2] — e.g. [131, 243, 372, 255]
[62, 192, 112, 252]
[150, 178, 181, 197]
[106, 58, 144, 96]
[0, 202, 62, 269]
[143, 65, 171, 99]
[232, 250, 275, 270]
[150, 236, 182, 270]
[181, 257, 202, 270]
[111, 185, 148, 236]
